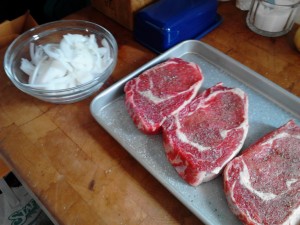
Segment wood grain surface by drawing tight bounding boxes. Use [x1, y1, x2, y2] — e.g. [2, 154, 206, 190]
[0, 1, 299, 225]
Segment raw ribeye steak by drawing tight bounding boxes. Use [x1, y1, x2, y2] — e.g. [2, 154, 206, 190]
[224, 120, 300, 225]
[162, 83, 249, 186]
[124, 58, 204, 134]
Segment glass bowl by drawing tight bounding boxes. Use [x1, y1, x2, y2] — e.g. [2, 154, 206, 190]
[4, 20, 118, 104]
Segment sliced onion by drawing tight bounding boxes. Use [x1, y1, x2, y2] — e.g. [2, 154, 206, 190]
[37, 59, 68, 84]
[20, 34, 113, 91]
[20, 58, 35, 76]
[29, 56, 47, 84]
[30, 44, 45, 66]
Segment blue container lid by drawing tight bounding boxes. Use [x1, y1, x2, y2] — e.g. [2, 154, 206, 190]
[134, 0, 222, 53]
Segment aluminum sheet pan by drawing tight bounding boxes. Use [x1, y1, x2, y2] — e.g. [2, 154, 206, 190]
[90, 40, 300, 225]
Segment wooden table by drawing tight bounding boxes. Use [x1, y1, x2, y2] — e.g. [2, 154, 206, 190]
[0, 2, 299, 225]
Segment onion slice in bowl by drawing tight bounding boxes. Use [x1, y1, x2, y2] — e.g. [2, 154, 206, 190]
[20, 33, 113, 91]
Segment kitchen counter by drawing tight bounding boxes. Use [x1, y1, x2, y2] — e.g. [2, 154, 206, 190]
[0, 1, 299, 225]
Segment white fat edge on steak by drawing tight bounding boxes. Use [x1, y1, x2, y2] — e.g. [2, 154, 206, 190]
[136, 59, 202, 104]
[136, 118, 155, 131]
[239, 159, 277, 201]
[125, 85, 155, 130]
[237, 132, 300, 199]
[153, 81, 203, 128]
[175, 88, 248, 151]
[138, 78, 169, 104]
[169, 81, 203, 116]
[126, 87, 157, 131]
[219, 88, 249, 140]
[286, 178, 297, 188]
[184, 87, 247, 115]
[282, 207, 300, 225]
[263, 132, 300, 146]
[233, 158, 300, 225]
[166, 149, 217, 185]
[168, 88, 248, 177]
[137, 76, 202, 105]
[231, 181, 260, 225]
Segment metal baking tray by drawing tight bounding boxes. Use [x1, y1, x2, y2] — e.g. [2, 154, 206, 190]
[90, 40, 300, 225]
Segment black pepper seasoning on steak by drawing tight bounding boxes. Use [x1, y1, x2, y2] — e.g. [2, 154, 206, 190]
[224, 120, 300, 225]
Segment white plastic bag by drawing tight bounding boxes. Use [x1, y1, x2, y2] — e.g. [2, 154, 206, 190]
[236, 0, 252, 10]
[0, 178, 43, 225]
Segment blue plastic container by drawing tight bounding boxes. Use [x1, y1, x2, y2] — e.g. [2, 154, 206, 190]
[134, 0, 221, 53]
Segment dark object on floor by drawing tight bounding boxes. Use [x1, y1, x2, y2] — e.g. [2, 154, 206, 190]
[0, 0, 27, 22]
[1, 0, 90, 24]
[0, 172, 21, 194]
[35, 0, 91, 23]
[0, 172, 55, 225]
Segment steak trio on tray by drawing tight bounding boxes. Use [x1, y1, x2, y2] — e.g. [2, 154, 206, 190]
[124, 57, 300, 225]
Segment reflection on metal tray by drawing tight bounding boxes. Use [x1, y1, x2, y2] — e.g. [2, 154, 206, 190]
[90, 40, 300, 225]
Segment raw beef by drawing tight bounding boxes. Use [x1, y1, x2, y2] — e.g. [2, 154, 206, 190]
[124, 58, 204, 134]
[162, 83, 249, 186]
[223, 120, 300, 225]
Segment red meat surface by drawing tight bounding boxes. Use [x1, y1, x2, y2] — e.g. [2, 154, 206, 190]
[162, 83, 249, 186]
[224, 120, 300, 225]
[124, 58, 204, 134]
